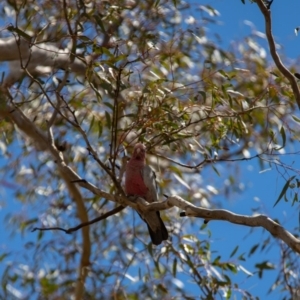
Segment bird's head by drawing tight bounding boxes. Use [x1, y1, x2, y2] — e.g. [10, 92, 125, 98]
[132, 143, 146, 160]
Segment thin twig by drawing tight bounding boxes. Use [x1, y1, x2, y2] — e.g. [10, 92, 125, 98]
[32, 205, 125, 234]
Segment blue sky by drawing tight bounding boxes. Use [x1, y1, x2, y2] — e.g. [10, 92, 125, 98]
[1, 0, 300, 299]
[209, 0, 300, 59]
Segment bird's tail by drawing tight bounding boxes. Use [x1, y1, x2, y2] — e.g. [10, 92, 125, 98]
[146, 212, 168, 245]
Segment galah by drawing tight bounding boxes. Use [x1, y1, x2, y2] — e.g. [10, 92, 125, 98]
[125, 143, 168, 245]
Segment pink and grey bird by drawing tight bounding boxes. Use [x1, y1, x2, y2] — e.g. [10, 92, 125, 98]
[125, 143, 168, 245]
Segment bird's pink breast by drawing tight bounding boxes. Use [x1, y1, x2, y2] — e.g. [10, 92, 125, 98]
[125, 164, 148, 197]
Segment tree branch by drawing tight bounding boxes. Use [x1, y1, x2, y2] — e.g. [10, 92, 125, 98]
[173, 195, 300, 254]
[32, 205, 125, 234]
[131, 195, 300, 254]
[0, 91, 92, 297]
[31, 188, 300, 255]
[0, 37, 89, 86]
[255, 0, 300, 109]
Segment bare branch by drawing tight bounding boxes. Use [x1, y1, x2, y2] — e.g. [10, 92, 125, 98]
[32, 205, 125, 234]
[255, 0, 300, 109]
[0, 37, 89, 86]
[172, 195, 300, 254]
[31, 191, 300, 255]
[116, 195, 300, 255]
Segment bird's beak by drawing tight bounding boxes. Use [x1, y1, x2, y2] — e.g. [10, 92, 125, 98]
[136, 148, 141, 154]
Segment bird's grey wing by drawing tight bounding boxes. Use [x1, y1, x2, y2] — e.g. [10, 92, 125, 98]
[138, 165, 162, 233]
[141, 165, 158, 203]
[138, 165, 168, 244]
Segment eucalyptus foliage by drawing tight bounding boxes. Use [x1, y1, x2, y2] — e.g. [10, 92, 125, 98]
[0, 0, 299, 299]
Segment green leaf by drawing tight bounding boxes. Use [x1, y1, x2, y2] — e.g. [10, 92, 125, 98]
[40, 277, 59, 295]
[248, 244, 259, 257]
[89, 82, 102, 102]
[223, 274, 231, 284]
[225, 287, 232, 299]
[270, 71, 279, 77]
[78, 35, 91, 42]
[226, 263, 237, 273]
[218, 70, 230, 80]
[103, 101, 114, 110]
[147, 242, 153, 257]
[105, 111, 111, 129]
[292, 115, 300, 123]
[94, 14, 106, 32]
[88, 115, 95, 133]
[172, 258, 177, 277]
[7, 25, 32, 41]
[292, 193, 298, 206]
[198, 90, 206, 103]
[280, 126, 286, 147]
[255, 261, 275, 278]
[212, 165, 220, 176]
[154, 260, 161, 274]
[0, 252, 9, 262]
[275, 126, 286, 150]
[284, 193, 289, 202]
[37, 230, 43, 241]
[97, 120, 103, 138]
[20, 218, 38, 233]
[229, 245, 239, 258]
[211, 255, 219, 264]
[273, 176, 296, 207]
[238, 253, 246, 261]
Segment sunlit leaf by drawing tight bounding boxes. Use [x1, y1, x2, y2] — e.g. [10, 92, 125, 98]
[173, 173, 190, 190]
[239, 265, 253, 276]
